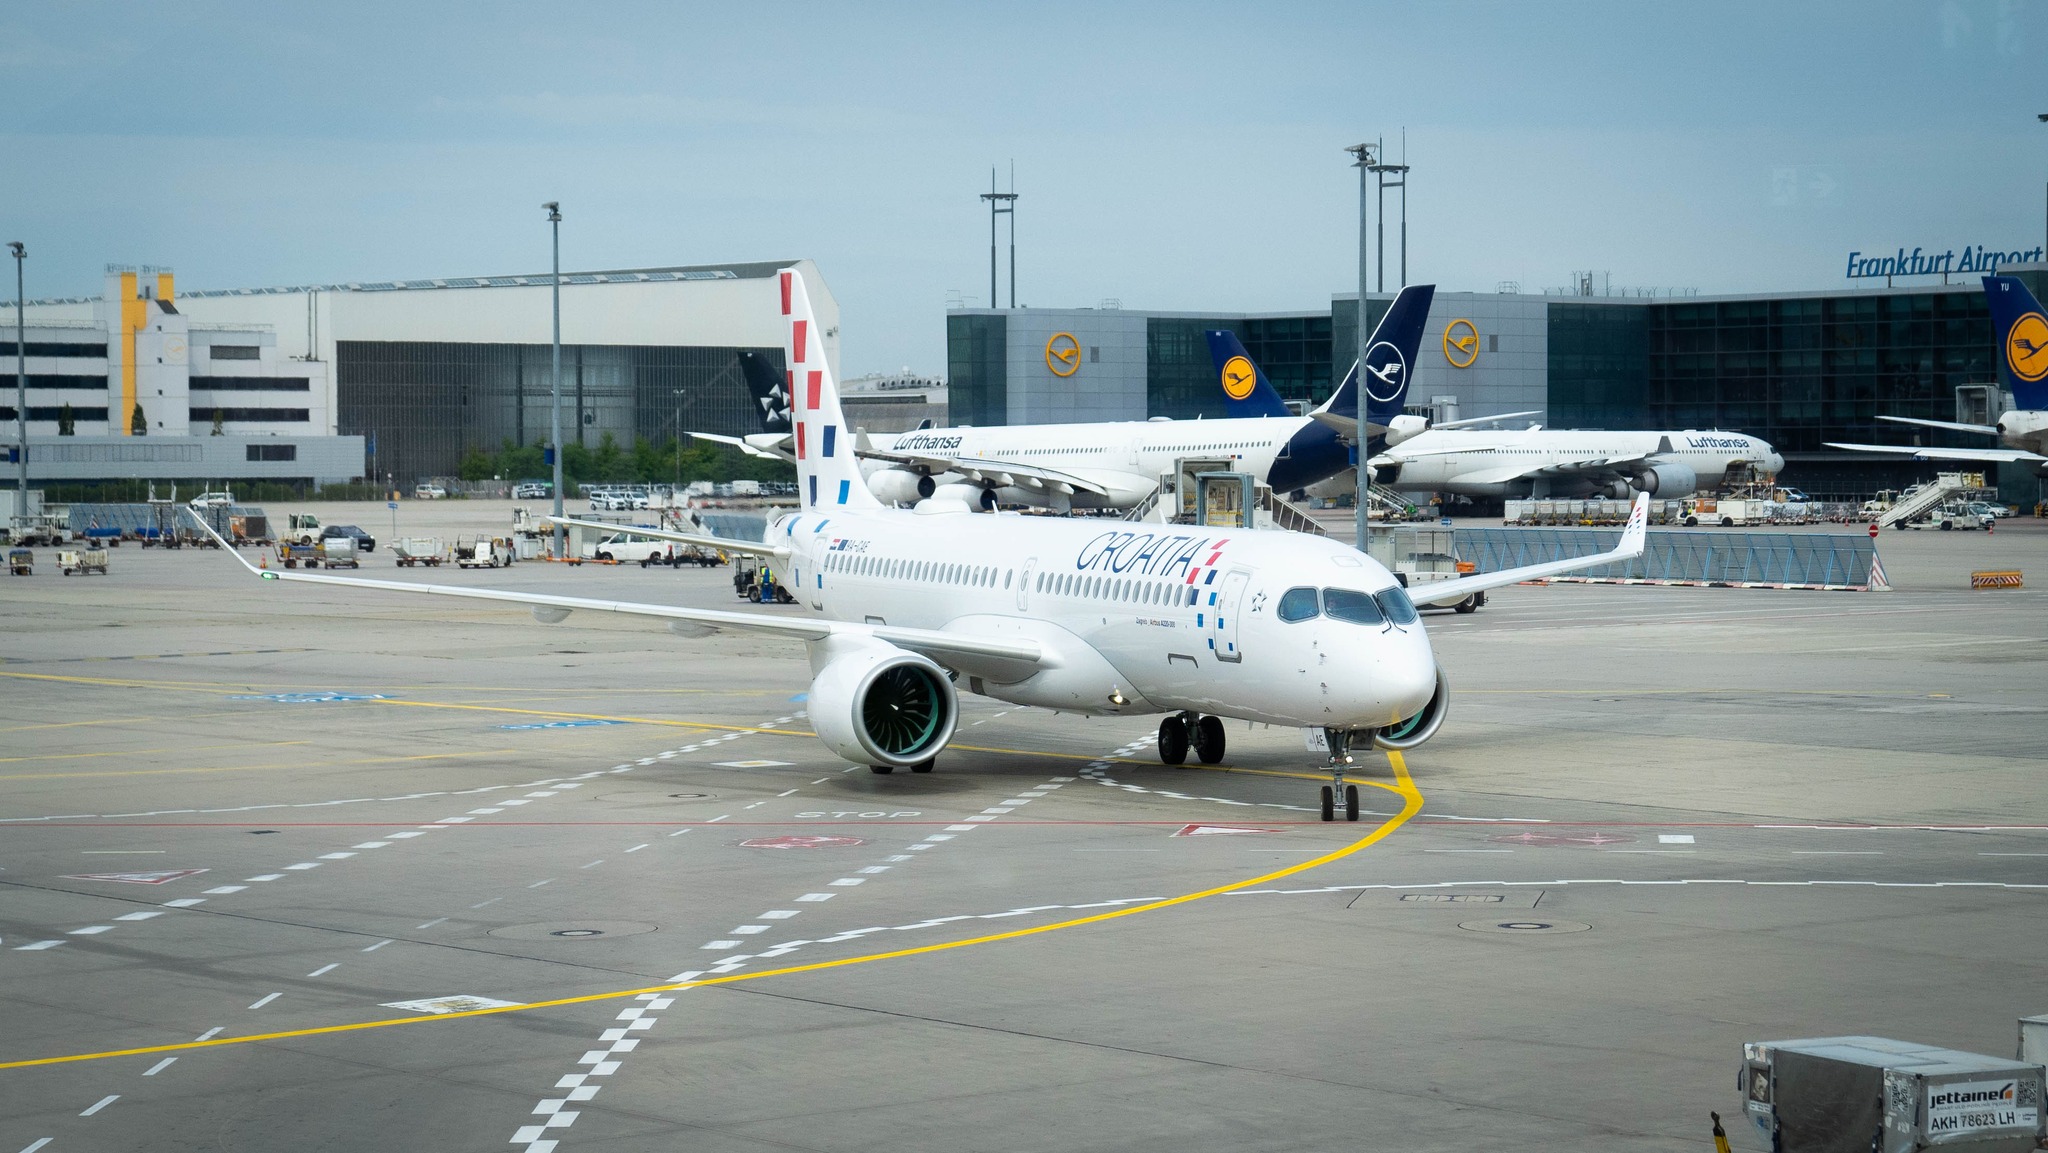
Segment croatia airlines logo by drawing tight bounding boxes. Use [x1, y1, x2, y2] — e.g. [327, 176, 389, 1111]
[1363, 340, 1407, 405]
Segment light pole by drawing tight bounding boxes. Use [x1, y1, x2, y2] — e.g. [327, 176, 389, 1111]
[8, 241, 23, 522]
[2037, 114, 2047, 263]
[545, 202, 564, 560]
[1344, 143, 1375, 553]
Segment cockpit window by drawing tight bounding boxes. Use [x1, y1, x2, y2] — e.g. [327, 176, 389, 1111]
[1277, 586, 1320, 622]
[1374, 585, 1419, 625]
[1321, 587, 1386, 626]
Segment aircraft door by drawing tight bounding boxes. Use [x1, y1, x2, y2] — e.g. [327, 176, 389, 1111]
[1017, 557, 1036, 612]
[1205, 568, 1250, 663]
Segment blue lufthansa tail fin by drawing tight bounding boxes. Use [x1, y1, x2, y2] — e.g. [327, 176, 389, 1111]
[1984, 275, 2048, 409]
[1323, 283, 1435, 426]
[1203, 330, 1294, 417]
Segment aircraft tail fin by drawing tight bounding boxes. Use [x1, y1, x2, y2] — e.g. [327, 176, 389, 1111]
[1321, 284, 1436, 426]
[737, 350, 794, 434]
[780, 267, 881, 512]
[1202, 330, 1295, 417]
[1984, 275, 2048, 410]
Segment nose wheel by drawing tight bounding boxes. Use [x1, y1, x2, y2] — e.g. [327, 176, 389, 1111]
[1318, 727, 1371, 822]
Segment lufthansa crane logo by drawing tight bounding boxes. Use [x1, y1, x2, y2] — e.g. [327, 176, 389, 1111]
[1443, 319, 1479, 368]
[1220, 355, 1256, 400]
[2007, 311, 2048, 383]
[1045, 332, 1081, 377]
[1363, 341, 1407, 405]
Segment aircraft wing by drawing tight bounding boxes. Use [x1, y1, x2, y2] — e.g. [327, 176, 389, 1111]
[1877, 414, 2002, 437]
[688, 431, 795, 463]
[1439, 463, 1552, 487]
[198, 523, 1045, 668]
[1824, 442, 2048, 464]
[1410, 494, 1651, 607]
[545, 516, 787, 559]
[1309, 410, 1391, 438]
[1431, 410, 1542, 430]
[856, 448, 1112, 497]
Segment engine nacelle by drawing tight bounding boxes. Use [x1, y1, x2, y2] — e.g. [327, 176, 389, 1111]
[867, 468, 936, 505]
[1633, 460, 1698, 497]
[1383, 413, 1428, 446]
[807, 637, 958, 769]
[930, 482, 997, 511]
[1372, 666, 1449, 751]
[1602, 479, 1632, 500]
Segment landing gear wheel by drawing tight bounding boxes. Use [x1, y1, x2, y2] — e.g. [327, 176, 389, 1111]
[1157, 715, 1189, 765]
[1193, 715, 1226, 764]
[910, 758, 935, 773]
[1454, 594, 1480, 614]
[869, 764, 894, 775]
[1345, 784, 1360, 822]
[1319, 785, 1335, 822]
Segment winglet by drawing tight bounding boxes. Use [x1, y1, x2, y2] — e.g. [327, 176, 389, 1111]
[191, 512, 275, 579]
[1617, 492, 1650, 559]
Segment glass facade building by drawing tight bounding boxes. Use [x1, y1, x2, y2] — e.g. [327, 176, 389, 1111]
[336, 341, 780, 483]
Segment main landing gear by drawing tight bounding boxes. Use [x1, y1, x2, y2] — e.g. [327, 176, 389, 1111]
[1318, 727, 1371, 822]
[1156, 712, 1225, 767]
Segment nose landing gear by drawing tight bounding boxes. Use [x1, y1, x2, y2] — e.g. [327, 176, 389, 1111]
[1318, 727, 1371, 822]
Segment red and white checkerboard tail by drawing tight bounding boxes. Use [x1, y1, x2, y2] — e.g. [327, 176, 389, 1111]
[779, 267, 882, 512]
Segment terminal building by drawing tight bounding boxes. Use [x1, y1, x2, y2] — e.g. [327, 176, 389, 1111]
[948, 267, 2048, 504]
[4, 260, 837, 491]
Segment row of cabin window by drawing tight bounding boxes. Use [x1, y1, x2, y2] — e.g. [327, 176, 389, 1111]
[1037, 570, 1198, 607]
[823, 552, 1007, 589]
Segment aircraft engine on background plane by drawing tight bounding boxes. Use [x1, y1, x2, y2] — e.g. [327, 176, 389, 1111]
[867, 468, 936, 505]
[1633, 461, 1698, 497]
[1382, 413, 1429, 446]
[929, 482, 997, 511]
[1371, 667, 1449, 750]
[805, 636, 958, 772]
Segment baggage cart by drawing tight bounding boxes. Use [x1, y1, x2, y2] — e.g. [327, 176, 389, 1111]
[58, 548, 110, 576]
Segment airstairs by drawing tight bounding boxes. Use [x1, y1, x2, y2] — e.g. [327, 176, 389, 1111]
[1875, 472, 1976, 528]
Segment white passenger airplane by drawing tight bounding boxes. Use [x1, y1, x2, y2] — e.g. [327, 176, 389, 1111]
[1826, 275, 2048, 468]
[209, 268, 1648, 822]
[698, 285, 1449, 510]
[1370, 427, 1784, 499]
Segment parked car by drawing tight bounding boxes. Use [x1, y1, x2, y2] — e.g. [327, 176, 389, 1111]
[512, 481, 551, 500]
[413, 484, 447, 500]
[320, 524, 377, 553]
[187, 491, 236, 508]
[1965, 500, 2013, 521]
[582, 531, 672, 565]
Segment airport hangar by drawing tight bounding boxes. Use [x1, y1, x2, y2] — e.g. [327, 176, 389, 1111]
[947, 265, 2048, 506]
[2, 260, 839, 492]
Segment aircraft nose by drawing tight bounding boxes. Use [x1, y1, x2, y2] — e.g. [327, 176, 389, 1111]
[1383, 638, 1438, 721]
[1766, 450, 1785, 473]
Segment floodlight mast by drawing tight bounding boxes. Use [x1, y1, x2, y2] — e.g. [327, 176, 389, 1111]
[1345, 143, 1374, 553]
[545, 202, 564, 560]
[9, 241, 23, 520]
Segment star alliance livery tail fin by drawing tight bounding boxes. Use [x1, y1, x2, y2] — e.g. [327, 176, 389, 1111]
[781, 267, 882, 512]
[1319, 284, 1436, 428]
[1202, 330, 1296, 418]
[1984, 275, 2048, 410]
[737, 350, 793, 434]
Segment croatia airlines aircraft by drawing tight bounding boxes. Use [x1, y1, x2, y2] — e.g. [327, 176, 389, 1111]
[697, 285, 1442, 510]
[208, 269, 1648, 822]
[1826, 275, 2048, 467]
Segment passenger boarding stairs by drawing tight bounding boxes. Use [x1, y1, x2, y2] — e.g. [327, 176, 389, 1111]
[1875, 473, 1973, 528]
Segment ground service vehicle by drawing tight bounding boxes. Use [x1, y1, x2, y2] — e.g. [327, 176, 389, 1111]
[455, 537, 514, 568]
[284, 514, 325, 544]
[58, 548, 110, 575]
[582, 532, 674, 565]
[187, 491, 235, 508]
[513, 481, 550, 499]
[393, 537, 447, 566]
[8, 548, 32, 575]
[321, 524, 376, 553]
[731, 555, 793, 603]
[414, 484, 447, 500]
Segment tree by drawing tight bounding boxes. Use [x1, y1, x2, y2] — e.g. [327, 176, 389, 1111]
[57, 403, 74, 436]
[211, 409, 224, 436]
[129, 402, 147, 436]
[456, 446, 496, 481]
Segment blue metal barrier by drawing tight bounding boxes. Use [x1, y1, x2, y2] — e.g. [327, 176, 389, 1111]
[1455, 528, 1884, 589]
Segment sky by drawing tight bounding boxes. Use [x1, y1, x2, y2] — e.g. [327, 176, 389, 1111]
[3, 1, 2044, 374]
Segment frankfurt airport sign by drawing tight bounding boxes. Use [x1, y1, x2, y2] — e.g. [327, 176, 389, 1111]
[1845, 243, 2045, 280]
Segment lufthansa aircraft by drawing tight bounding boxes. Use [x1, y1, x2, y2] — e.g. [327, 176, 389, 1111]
[209, 269, 1647, 822]
[696, 286, 1442, 511]
[1371, 426, 1784, 500]
[1827, 275, 2048, 468]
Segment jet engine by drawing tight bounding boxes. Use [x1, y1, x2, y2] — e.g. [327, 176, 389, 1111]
[930, 482, 997, 511]
[807, 639, 958, 769]
[1383, 413, 1429, 446]
[1372, 667, 1449, 751]
[868, 468, 935, 505]
[1632, 461, 1698, 497]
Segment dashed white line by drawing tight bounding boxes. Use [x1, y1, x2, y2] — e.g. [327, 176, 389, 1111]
[203, 886, 247, 895]
[795, 893, 834, 902]
[19, 1138, 54, 1153]
[68, 926, 113, 935]
[624, 844, 648, 853]
[362, 939, 392, 952]
[528, 879, 554, 889]
[244, 874, 284, 882]
[79, 1095, 119, 1117]
[142, 1057, 176, 1076]
[416, 917, 448, 929]
[308, 963, 340, 977]
[162, 898, 205, 908]
[14, 940, 62, 951]
[471, 897, 502, 908]
[114, 910, 163, 922]
[194, 1027, 222, 1041]
[247, 993, 280, 1010]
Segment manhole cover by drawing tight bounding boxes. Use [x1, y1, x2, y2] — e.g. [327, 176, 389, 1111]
[740, 835, 865, 849]
[1488, 831, 1637, 848]
[488, 920, 658, 941]
[1459, 920, 1592, 935]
